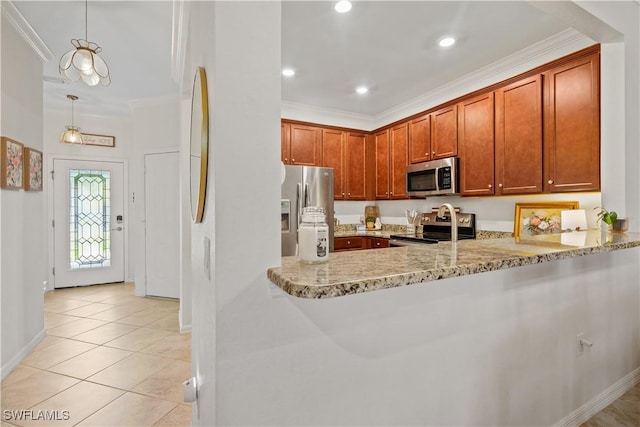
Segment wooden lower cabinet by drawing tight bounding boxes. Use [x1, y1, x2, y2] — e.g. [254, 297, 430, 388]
[334, 236, 390, 252]
[367, 237, 390, 249]
[334, 237, 366, 252]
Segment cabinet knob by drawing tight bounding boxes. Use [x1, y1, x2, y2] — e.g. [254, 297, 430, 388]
[390, 191, 393, 195]
[284, 157, 288, 161]
[425, 152, 429, 156]
[291, 158, 295, 162]
[432, 151, 436, 155]
[488, 184, 492, 189]
[348, 193, 351, 196]
[498, 183, 503, 188]
[548, 179, 554, 184]
[342, 192, 345, 196]
[347, 240, 351, 244]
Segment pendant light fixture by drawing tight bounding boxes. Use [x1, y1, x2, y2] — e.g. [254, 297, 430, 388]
[59, 95, 85, 145]
[59, 0, 111, 87]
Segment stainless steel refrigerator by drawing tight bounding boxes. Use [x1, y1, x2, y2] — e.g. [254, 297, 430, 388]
[281, 165, 334, 256]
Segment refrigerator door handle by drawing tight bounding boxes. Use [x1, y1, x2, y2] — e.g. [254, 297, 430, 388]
[296, 183, 302, 238]
[304, 183, 310, 208]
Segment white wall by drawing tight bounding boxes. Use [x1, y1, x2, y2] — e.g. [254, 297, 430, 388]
[184, 2, 640, 426]
[129, 97, 180, 298]
[0, 12, 46, 378]
[185, 1, 281, 425]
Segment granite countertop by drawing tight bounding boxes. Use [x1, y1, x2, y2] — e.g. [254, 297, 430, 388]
[267, 230, 640, 299]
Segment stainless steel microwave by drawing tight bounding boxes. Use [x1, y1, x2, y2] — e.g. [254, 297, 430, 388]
[406, 157, 459, 197]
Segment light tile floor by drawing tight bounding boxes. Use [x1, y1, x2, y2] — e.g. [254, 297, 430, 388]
[581, 383, 640, 427]
[1, 283, 191, 426]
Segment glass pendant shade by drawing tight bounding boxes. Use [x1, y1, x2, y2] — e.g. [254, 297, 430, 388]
[59, 40, 111, 87]
[58, 0, 111, 87]
[60, 126, 85, 144]
[60, 95, 85, 145]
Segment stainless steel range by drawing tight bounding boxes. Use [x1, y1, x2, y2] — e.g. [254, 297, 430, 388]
[389, 212, 476, 246]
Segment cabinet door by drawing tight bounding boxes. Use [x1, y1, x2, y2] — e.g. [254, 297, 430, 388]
[495, 75, 543, 195]
[390, 122, 409, 199]
[375, 130, 390, 199]
[281, 122, 291, 164]
[322, 129, 345, 200]
[431, 105, 458, 158]
[458, 93, 495, 196]
[290, 124, 322, 166]
[345, 132, 367, 200]
[409, 114, 431, 164]
[544, 53, 600, 192]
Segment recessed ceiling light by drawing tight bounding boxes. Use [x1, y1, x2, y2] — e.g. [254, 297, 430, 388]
[334, 1, 352, 13]
[356, 86, 368, 95]
[439, 37, 456, 48]
[282, 68, 295, 77]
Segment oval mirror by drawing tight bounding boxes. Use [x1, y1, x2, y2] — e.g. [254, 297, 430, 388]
[190, 67, 209, 223]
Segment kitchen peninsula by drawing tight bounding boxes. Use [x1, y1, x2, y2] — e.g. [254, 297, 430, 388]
[268, 230, 640, 298]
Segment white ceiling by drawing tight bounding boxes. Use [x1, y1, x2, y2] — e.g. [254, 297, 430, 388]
[11, 1, 573, 118]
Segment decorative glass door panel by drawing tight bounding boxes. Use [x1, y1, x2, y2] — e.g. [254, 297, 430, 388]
[53, 159, 124, 288]
[69, 169, 111, 269]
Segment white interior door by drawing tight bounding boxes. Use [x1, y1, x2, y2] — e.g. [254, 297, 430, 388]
[144, 151, 180, 298]
[53, 159, 125, 288]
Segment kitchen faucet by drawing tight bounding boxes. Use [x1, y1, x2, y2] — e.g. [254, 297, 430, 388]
[438, 203, 457, 242]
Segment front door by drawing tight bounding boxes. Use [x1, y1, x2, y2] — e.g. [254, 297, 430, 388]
[53, 159, 125, 288]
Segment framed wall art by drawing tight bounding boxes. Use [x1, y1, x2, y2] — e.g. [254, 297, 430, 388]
[1, 136, 24, 190]
[83, 133, 115, 147]
[514, 201, 580, 238]
[23, 147, 43, 191]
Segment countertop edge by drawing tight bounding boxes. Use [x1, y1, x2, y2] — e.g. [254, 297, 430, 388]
[267, 236, 640, 299]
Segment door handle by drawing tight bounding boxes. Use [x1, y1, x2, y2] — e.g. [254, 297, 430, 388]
[111, 227, 123, 231]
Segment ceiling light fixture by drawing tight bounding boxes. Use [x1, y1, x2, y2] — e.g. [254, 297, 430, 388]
[282, 68, 296, 77]
[356, 86, 368, 95]
[439, 37, 456, 48]
[59, 95, 85, 145]
[334, 1, 352, 13]
[59, 0, 111, 87]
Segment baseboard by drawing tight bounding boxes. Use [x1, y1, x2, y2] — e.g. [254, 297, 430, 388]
[0, 328, 46, 381]
[554, 367, 640, 427]
[180, 324, 192, 333]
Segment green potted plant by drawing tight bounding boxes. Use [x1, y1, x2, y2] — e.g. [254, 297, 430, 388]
[365, 216, 376, 229]
[594, 206, 617, 231]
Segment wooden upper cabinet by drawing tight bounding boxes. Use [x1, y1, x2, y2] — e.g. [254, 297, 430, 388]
[495, 75, 543, 195]
[289, 123, 322, 166]
[409, 114, 431, 164]
[431, 105, 458, 158]
[374, 129, 390, 199]
[458, 92, 495, 196]
[322, 129, 345, 199]
[345, 132, 367, 200]
[390, 122, 409, 199]
[321, 129, 367, 200]
[544, 52, 600, 192]
[281, 122, 291, 164]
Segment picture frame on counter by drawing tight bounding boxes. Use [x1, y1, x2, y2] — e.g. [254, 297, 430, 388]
[83, 133, 115, 147]
[23, 147, 43, 191]
[514, 201, 580, 238]
[1, 136, 24, 190]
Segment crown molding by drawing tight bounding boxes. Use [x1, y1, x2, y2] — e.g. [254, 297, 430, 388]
[281, 101, 376, 131]
[375, 29, 594, 127]
[1, 1, 54, 63]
